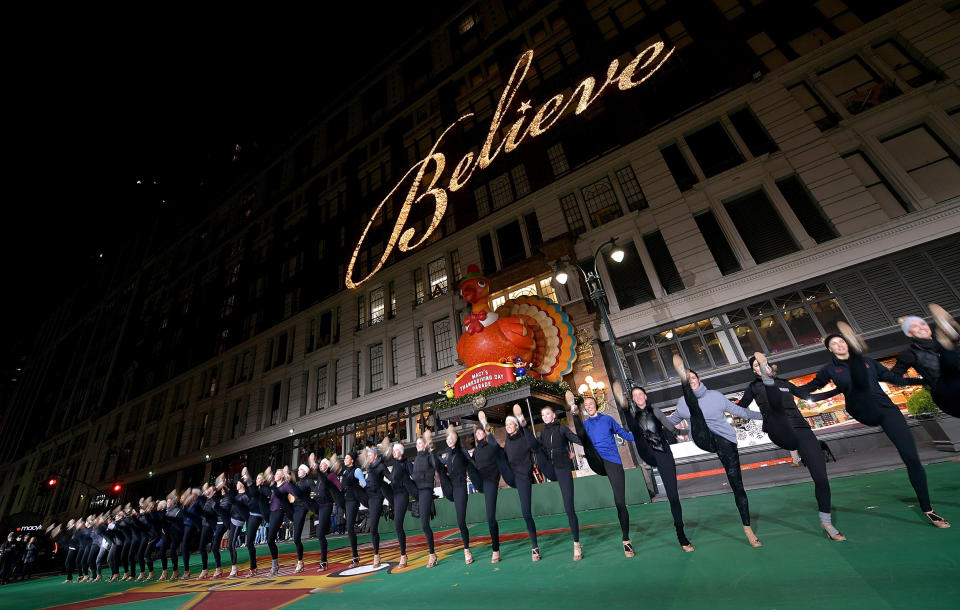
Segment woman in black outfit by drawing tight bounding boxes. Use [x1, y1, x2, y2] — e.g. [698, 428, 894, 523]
[535, 405, 585, 560]
[119, 509, 139, 581]
[132, 503, 151, 580]
[362, 447, 390, 568]
[62, 520, 80, 583]
[75, 518, 93, 582]
[893, 306, 960, 416]
[619, 386, 695, 552]
[240, 468, 271, 577]
[412, 434, 439, 568]
[105, 512, 125, 582]
[470, 417, 514, 564]
[140, 500, 161, 580]
[289, 465, 313, 573]
[500, 406, 542, 561]
[179, 489, 202, 579]
[267, 470, 296, 575]
[798, 322, 949, 528]
[435, 427, 474, 565]
[197, 483, 223, 579]
[160, 491, 184, 581]
[307, 455, 343, 572]
[384, 444, 417, 568]
[743, 353, 844, 540]
[338, 452, 367, 568]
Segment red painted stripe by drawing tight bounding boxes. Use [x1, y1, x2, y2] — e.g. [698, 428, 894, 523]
[677, 457, 794, 480]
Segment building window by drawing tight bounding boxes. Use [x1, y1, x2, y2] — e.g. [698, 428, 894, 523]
[369, 343, 384, 392]
[661, 143, 697, 191]
[524, 212, 543, 250]
[695, 211, 741, 275]
[428, 257, 449, 298]
[450, 249, 463, 282]
[872, 39, 938, 89]
[881, 125, 960, 204]
[414, 268, 426, 305]
[306, 318, 317, 353]
[433, 317, 455, 369]
[318, 311, 333, 347]
[388, 281, 398, 318]
[560, 193, 586, 235]
[580, 177, 623, 227]
[370, 286, 385, 326]
[489, 173, 514, 210]
[775, 176, 837, 243]
[511, 165, 530, 197]
[547, 143, 569, 175]
[727, 107, 778, 157]
[746, 31, 789, 71]
[416, 326, 427, 376]
[316, 364, 328, 411]
[354, 351, 361, 398]
[723, 189, 800, 264]
[643, 231, 684, 294]
[496, 221, 526, 267]
[357, 294, 366, 330]
[332, 359, 339, 405]
[788, 82, 838, 131]
[607, 242, 655, 309]
[841, 151, 909, 218]
[269, 382, 282, 426]
[615, 166, 648, 211]
[685, 123, 744, 177]
[479, 234, 497, 273]
[474, 185, 491, 218]
[390, 337, 399, 385]
[817, 56, 898, 115]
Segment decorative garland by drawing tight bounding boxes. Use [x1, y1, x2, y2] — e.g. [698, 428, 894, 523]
[434, 377, 571, 411]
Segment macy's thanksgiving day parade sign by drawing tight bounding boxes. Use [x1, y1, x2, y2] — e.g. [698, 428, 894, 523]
[345, 41, 675, 290]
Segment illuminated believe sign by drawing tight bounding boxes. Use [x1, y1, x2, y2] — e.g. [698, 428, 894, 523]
[346, 42, 675, 289]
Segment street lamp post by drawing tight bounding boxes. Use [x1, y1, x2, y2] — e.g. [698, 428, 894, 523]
[556, 237, 657, 499]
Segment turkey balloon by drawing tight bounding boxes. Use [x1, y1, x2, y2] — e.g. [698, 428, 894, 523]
[457, 265, 576, 382]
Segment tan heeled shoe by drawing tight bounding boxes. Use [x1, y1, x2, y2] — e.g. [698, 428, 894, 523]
[426, 553, 438, 568]
[491, 550, 500, 564]
[744, 526, 762, 547]
[531, 547, 541, 562]
[197, 569, 208, 579]
[398, 555, 408, 568]
[212, 567, 223, 578]
[623, 540, 635, 558]
[371, 555, 380, 568]
[672, 355, 688, 383]
[837, 321, 866, 354]
[464, 549, 473, 565]
[821, 522, 846, 541]
[925, 510, 951, 528]
[294, 561, 304, 573]
[573, 542, 582, 561]
[513, 403, 526, 426]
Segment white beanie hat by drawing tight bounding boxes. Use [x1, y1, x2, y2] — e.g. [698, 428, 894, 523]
[901, 316, 925, 336]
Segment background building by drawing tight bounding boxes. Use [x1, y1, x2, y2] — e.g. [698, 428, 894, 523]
[1, 0, 958, 522]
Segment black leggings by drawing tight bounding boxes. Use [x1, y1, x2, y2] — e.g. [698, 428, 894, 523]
[481, 479, 500, 551]
[515, 476, 539, 548]
[845, 354, 933, 512]
[451, 483, 470, 549]
[137, 535, 150, 573]
[245, 514, 262, 569]
[634, 436, 689, 545]
[368, 495, 385, 554]
[291, 506, 308, 561]
[418, 488, 435, 553]
[554, 467, 580, 543]
[933, 347, 960, 417]
[79, 544, 93, 577]
[344, 500, 360, 559]
[392, 494, 409, 555]
[757, 384, 832, 514]
[180, 524, 198, 573]
[166, 527, 183, 572]
[603, 459, 631, 540]
[682, 383, 751, 526]
[199, 523, 227, 570]
[315, 505, 333, 563]
[64, 547, 77, 580]
[107, 543, 121, 576]
[124, 534, 140, 577]
[267, 511, 284, 561]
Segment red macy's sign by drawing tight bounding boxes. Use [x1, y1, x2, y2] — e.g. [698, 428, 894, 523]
[454, 363, 516, 398]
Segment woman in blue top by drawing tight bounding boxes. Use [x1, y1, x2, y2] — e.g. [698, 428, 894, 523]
[566, 390, 636, 557]
[666, 355, 763, 547]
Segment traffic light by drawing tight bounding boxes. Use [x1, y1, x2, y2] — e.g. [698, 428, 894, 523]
[111, 483, 122, 494]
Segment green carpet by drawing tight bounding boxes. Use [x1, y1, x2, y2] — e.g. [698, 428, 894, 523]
[3, 461, 958, 609]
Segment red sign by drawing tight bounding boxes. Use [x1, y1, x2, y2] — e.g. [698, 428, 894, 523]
[454, 363, 516, 398]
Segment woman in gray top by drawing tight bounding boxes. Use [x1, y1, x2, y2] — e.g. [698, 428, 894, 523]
[666, 355, 763, 547]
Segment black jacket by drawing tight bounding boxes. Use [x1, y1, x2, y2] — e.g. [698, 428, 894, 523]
[201, 495, 220, 527]
[503, 427, 536, 482]
[537, 422, 581, 470]
[892, 338, 943, 386]
[412, 449, 437, 490]
[797, 354, 921, 421]
[384, 456, 417, 497]
[741, 377, 811, 430]
[313, 472, 344, 508]
[365, 458, 389, 498]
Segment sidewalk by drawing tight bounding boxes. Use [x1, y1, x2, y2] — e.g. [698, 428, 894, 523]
[661, 439, 957, 502]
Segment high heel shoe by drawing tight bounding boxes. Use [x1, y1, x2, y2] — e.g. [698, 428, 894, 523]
[925, 510, 951, 528]
[464, 549, 473, 565]
[837, 321, 867, 354]
[513, 403, 526, 426]
[398, 555, 407, 568]
[622, 540, 635, 558]
[531, 547, 541, 562]
[490, 551, 500, 564]
[743, 526, 762, 547]
[212, 567, 223, 578]
[348, 557, 359, 568]
[821, 522, 846, 541]
[672, 355, 688, 383]
[294, 561, 304, 573]
[426, 553, 438, 568]
[681, 543, 695, 552]
[573, 542, 582, 561]
[929, 303, 960, 341]
[316, 562, 328, 573]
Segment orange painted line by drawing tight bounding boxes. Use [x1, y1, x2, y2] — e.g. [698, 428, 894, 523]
[677, 457, 794, 480]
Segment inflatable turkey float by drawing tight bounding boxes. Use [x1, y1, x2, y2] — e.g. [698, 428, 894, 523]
[453, 264, 577, 397]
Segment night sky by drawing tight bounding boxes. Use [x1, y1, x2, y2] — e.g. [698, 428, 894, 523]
[3, 5, 449, 360]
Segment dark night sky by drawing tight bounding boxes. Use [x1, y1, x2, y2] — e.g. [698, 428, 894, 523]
[3, 5, 451, 359]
